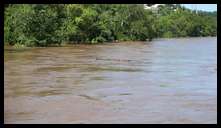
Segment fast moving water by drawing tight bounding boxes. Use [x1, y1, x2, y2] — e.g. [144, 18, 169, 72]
[4, 37, 217, 124]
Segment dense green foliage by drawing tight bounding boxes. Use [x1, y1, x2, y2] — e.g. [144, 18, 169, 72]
[155, 5, 217, 38]
[4, 4, 217, 47]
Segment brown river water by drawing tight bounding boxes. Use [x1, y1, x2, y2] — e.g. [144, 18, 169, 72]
[4, 37, 217, 124]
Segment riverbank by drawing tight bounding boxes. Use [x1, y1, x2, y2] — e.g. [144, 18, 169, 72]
[4, 36, 217, 49]
[4, 40, 148, 49]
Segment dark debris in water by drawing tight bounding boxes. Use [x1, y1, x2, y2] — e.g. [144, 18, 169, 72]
[95, 57, 152, 65]
[96, 58, 134, 62]
[85, 66, 143, 72]
[90, 76, 107, 81]
[118, 93, 132, 96]
[36, 90, 70, 97]
[78, 94, 100, 101]
[159, 84, 175, 88]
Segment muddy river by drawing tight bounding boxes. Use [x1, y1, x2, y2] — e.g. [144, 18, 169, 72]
[4, 37, 217, 124]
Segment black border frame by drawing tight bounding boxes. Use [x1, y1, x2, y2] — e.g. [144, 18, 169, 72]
[1, 1, 219, 126]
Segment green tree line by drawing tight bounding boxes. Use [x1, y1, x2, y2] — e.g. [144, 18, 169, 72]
[4, 4, 217, 47]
